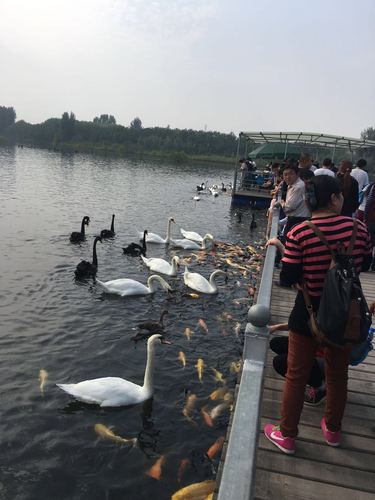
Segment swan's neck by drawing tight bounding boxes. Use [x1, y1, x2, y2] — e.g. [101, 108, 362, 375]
[143, 341, 156, 392]
[80, 219, 86, 235]
[171, 258, 178, 273]
[165, 220, 173, 243]
[202, 238, 211, 250]
[93, 240, 99, 267]
[148, 276, 162, 293]
[209, 271, 223, 291]
[142, 232, 147, 251]
[111, 215, 115, 232]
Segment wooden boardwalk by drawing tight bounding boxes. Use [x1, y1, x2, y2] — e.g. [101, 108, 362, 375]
[254, 271, 375, 499]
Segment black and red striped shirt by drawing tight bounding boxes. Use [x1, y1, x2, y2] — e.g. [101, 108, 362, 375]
[281, 215, 372, 296]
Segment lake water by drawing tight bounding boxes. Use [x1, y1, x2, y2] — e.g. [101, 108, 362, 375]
[0, 146, 267, 500]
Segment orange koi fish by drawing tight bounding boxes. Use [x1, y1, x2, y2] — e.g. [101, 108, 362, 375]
[94, 424, 137, 446]
[209, 387, 227, 401]
[196, 358, 204, 382]
[198, 319, 208, 333]
[184, 327, 193, 340]
[177, 458, 189, 483]
[146, 455, 166, 480]
[171, 480, 215, 500]
[206, 436, 225, 459]
[201, 407, 214, 427]
[178, 351, 186, 368]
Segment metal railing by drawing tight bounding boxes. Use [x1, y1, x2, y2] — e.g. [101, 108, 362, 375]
[217, 202, 280, 500]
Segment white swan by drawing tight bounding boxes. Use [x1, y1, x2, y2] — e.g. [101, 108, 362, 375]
[141, 255, 180, 277]
[56, 334, 170, 407]
[137, 217, 175, 244]
[180, 228, 205, 243]
[183, 266, 227, 294]
[96, 275, 172, 297]
[170, 233, 214, 250]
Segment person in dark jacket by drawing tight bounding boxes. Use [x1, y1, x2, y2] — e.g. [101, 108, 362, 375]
[336, 160, 359, 216]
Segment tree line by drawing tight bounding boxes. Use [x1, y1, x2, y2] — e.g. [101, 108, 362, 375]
[0, 106, 237, 160]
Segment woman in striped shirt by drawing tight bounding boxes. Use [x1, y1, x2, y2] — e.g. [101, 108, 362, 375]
[265, 176, 372, 454]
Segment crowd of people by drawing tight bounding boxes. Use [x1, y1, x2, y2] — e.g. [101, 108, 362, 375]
[261, 153, 374, 455]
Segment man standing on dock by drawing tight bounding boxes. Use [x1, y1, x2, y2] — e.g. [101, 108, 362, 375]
[278, 164, 310, 237]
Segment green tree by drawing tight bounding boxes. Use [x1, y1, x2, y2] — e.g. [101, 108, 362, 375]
[0, 106, 16, 132]
[130, 117, 142, 130]
[61, 111, 76, 141]
[361, 127, 375, 141]
[93, 114, 116, 125]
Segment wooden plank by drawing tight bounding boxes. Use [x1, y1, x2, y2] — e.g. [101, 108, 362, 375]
[261, 399, 375, 438]
[256, 449, 375, 493]
[263, 388, 375, 420]
[259, 433, 375, 472]
[254, 469, 375, 500]
[259, 417, 375, 454]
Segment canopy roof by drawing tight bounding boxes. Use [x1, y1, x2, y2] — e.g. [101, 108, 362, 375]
[240, 131, 375, 151]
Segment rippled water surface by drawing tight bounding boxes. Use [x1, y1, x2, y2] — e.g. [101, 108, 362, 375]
[0, 147, 267, 500]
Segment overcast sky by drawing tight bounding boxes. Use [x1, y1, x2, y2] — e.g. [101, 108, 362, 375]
[1, 0, 374, 138]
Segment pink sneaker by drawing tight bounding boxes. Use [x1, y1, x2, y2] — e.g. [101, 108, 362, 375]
[264, 424, 295, 455]
[321, 418, 341, 447]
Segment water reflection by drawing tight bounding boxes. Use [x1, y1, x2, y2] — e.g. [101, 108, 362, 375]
[0, 146, 267, 500]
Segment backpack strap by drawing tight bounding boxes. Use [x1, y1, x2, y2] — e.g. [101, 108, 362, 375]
[305, 219, 358, 257]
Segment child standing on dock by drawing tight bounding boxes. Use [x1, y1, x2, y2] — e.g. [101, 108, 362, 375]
[264, 175, 372, 454]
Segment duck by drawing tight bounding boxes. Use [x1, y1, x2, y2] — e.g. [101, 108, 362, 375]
[100, 214, 115, 238]
[209, 187, 219, 197]
[123, 230, 147, 256]
[70, 216, 90, 243]
[183, 267, 227, 295]
[170, 234, 214, 250]
[180, 228, 206, 243]
[221, 183, 227, 192]
[96, 275, 172, 297]
[56, 334, 171, 407]
[141, 255, 180, 277]
[75, 236, 102, 278]
[137, 217, 175, 244]
[250, 213, 257, 230]
[196, 182, 206, 192]
[136, 309, 168, 335]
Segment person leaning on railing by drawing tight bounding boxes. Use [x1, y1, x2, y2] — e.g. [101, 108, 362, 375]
[264, 175, 372, 455]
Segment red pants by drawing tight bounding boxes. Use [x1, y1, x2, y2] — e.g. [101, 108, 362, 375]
[280, 331, 351, 438]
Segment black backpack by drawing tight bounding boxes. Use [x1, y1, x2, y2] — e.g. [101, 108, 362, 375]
[302, 220, 371, 347]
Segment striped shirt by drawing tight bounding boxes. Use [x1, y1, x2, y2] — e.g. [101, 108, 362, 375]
[281, 215, 372, 296]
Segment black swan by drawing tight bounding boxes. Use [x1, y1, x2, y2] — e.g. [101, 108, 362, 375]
[100, 214, 115, 238]
[250, 213, 257, 230]
[75, 236, 102, 278]
[221, 183, 227, 192]
[70, 216, 90, 243]
[123, 230, 147, 257]
[196, 182, 206, 192]
[131, 310, 168, 341]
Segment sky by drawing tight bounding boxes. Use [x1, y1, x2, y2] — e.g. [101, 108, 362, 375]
[1, 0, 374, 138]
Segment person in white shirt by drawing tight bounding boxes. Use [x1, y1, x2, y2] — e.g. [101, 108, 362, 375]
[351, 158, 369, 192]
[314, 158, 335, 177]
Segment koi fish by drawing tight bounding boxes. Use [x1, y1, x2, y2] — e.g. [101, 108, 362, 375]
[39, 369, 48, 394]
[201, 407, 214, 427]
[171, 480, 216, 500]
[184, 327, 193, 340]
[234, 322, 242, 336]
[196, 358, 204, 382]
[198, 319, 208, 333]
[182, 393, 197, 424]
[94, 424, 137, 446]
[146, 455, 166, 480]
[177, 458, 189, 483]
[230, 360, 242, 374]
[187, 293, 200, 299]
[210, 402, 229, 420]
[206, 436, 225, 459]
[247, 285, 255, 297]
[178, 351, 186, 367]
[209, 387, 227, 401]
[212, 368, 226, 384]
